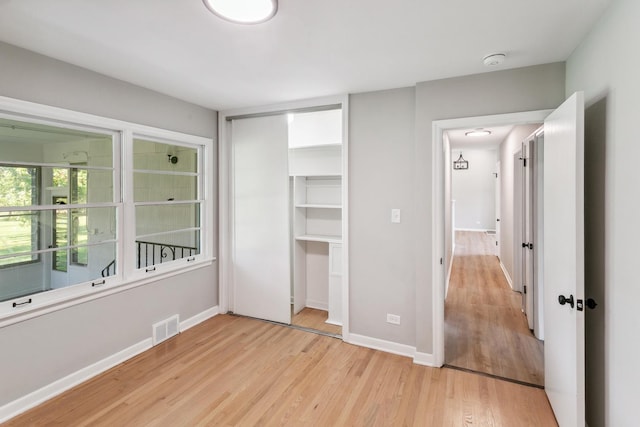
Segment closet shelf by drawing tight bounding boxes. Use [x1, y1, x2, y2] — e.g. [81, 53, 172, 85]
[295, 234, 342, 244]
[295, 204, 342, 209]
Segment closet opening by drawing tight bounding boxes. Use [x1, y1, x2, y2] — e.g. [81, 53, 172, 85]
[219, 96, 349, 339]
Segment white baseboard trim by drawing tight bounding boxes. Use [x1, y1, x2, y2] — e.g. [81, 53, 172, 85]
[348, 334, 438, 368]
[413, 351, 437, 367]
[305, 300, 328, 311]
[0, 338, 152, 423]
[0, 305, 220, 424]
[180, 305, 219, 331]
[454, 227, 494, 232]
[499, 261, 513, 290]
[348, 333, 416, 359]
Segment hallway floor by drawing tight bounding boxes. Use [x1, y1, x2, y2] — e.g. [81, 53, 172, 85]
[445, 231, 544, 386]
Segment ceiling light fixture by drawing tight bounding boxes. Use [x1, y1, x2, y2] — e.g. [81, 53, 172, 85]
[483, 53, 506, 67]
[465, 129, 492, 137]
[203, 0, 277, 24]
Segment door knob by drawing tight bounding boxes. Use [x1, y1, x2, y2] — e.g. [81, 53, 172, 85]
[586, 298, 598, 309]
[558, 294, 575, 308]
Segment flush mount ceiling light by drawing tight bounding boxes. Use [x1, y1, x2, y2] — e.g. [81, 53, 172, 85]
[483, 53, 506, 67]
[465, 129, 492, 137]
[203, 0, 277, 24]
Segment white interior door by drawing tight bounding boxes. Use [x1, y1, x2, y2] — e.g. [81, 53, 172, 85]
[523, 139, 534, 330]
[232, 115, 291, 325]
[495, 161, 501, 258]
[513, 150, 524, 294]
[543, 92, 585, 427]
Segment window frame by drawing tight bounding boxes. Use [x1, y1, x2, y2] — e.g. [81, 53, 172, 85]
[0, 96, 215, 327]
[128, 134, 205, 278]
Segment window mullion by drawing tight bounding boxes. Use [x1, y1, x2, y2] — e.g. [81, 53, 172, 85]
[120, 130, 135, 282]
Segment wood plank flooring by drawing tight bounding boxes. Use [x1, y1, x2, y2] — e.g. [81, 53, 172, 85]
[445, 231, 544, 386]
[291, 306, 342, 336]
[5, 314, 556, 426]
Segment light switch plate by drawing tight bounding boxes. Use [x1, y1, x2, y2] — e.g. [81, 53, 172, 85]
[391, 209, 401, 223]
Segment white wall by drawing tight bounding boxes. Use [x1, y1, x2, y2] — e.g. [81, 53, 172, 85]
[498, 124, 541, 285]
[566, 0, 639, 425]
[451, 148, 497, 231]
[0, 42, 218, 408]
[305, 241, 329, 309]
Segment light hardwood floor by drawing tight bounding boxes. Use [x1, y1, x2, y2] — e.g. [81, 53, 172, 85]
[5, 314, 557, 426]
[291, 306, 342, 336]
[445, 231, 544, 386]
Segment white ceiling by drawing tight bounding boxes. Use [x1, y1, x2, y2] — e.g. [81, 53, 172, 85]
[0, 0, 611, 111]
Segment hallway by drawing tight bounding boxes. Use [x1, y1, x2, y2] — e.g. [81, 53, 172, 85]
[445, 231, 544, 386]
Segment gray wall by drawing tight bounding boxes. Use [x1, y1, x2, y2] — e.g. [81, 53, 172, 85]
[413, 63, 566, 353]
[0, 42, 218, 407]
[348, 64, 565, 351]
[349, 87, 416, 345]
[0, 42, 214, 138]
[566, 0, 639, 425]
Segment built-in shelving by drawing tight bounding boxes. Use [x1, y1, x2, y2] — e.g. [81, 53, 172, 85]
[295, 234, 342, 244]
[295, 203, 341, 209]
[289, 108, 343, 327]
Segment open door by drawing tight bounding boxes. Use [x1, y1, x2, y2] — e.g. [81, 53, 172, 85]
[494, 161, 501, 257]
[523, 138, 534, 330]
[543, 92, 585, 427]
[232, 115, 291, 325]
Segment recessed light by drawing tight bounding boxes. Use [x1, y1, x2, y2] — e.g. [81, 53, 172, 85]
[465, 129, 492, 137]
[483, 53, 506, 67]
[203, 0, 277, 24]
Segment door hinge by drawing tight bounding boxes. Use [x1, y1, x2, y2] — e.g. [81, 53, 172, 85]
[523, 285, 527, 294]
[440, 258, 443, 265]
[523, 158, 527, 167]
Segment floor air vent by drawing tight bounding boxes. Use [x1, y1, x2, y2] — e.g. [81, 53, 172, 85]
[152, 314, 180, 345]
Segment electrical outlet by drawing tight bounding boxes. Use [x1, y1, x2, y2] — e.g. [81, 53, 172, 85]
[386, 313, 401, 325]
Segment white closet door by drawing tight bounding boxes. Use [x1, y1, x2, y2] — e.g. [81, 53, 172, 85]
[232, 115, 291, 324]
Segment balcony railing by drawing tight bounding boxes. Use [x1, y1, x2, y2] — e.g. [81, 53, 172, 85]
[100, 241, 198, 277]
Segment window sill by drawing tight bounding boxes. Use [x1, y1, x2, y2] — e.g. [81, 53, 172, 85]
[0, 257, 216, 329]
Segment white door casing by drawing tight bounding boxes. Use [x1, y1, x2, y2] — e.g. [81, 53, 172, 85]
[231, 115, 291, 325]
[543, 92, 585, 427]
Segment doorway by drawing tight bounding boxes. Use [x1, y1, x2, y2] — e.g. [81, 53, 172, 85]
[437, 114, 548, 386]
[433, 110, 550, 384]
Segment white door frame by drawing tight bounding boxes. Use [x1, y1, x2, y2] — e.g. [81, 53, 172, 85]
[219, 94, 350, 340]
[431, 109, 552, 367]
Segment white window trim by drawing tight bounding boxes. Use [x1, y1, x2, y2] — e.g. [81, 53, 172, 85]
[0, 96, 216, 328]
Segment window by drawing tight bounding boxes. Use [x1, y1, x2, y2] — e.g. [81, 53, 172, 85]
[0, 117, 117, 300]
[133, 139, 201, 271]
[0, 165, 39, 267]
[0, 103, 213, 315]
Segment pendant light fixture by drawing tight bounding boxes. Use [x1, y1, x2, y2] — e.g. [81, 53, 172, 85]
[203, 0, 278, 24]
[453, 152, 469, 170]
